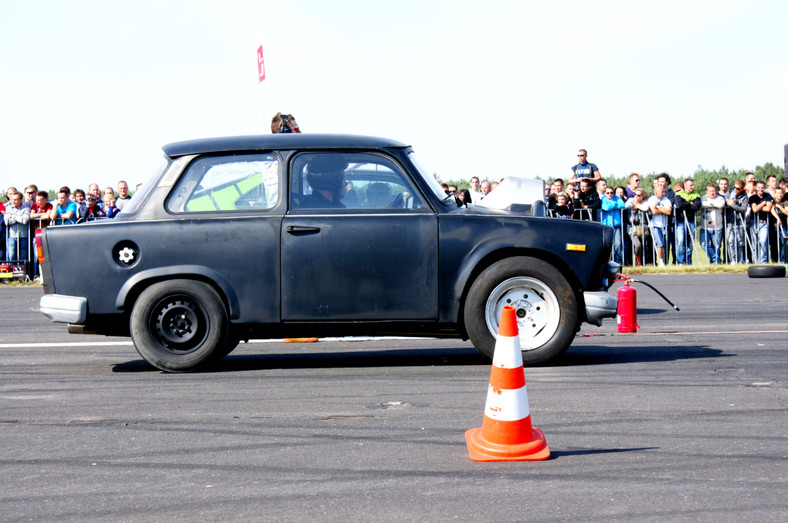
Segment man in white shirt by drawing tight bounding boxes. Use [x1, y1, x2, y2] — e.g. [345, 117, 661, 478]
[700, 184, 725, 264]
[647, 183, 672, 266]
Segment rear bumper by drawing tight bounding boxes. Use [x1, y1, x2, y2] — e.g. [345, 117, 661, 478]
[40, 294, 87, 324]
[583, 291, 617, 326]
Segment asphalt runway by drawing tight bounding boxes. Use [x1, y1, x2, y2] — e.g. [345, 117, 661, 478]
[1, 274, 786, 521]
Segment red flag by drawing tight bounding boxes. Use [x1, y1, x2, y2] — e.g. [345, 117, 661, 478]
[257, 45, 266, 83]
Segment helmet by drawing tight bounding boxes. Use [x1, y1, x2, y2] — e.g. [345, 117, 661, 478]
[305, 155, 347, 192]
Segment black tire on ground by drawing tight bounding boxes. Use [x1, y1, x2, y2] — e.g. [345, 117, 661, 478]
[463, 256, 578, 365]
[130, 280, 229, 372]
[216, 335, 240, 359]
[747, 265, 786, 278]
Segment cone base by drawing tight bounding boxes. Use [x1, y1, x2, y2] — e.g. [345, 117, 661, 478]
[465, 426, 550, 462]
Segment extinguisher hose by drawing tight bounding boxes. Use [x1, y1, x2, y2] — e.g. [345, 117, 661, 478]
[628, 278, 680, 311]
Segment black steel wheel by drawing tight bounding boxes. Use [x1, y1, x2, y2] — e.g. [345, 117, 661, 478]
[464, 256, 578, 365]
[130, 280, 228, 372]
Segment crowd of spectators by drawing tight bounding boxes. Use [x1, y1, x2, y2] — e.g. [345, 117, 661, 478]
[1, 180, 133, 279]
[440, 148, 787, 268]
[545, 169, 788, 267]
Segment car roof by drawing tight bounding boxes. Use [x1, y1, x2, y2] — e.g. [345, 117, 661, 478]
[162, 134, 409, 158]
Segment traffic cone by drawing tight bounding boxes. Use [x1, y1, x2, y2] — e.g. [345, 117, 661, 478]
[465, 305, 550, 461]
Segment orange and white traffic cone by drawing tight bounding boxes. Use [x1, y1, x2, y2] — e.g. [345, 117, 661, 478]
[465, 305, 550, 461]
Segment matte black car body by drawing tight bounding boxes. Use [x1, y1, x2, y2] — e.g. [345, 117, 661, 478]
[39, 134, 617, 371]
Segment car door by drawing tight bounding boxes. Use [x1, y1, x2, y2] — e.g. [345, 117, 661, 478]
[281, 151, 438, 321]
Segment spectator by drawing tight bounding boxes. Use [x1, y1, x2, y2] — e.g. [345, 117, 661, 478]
[655, 173, 676, 264]
[23, 185, 38, 209]
[50, 189, 77, 225]
[766, 174, 778, 195]
[744, 172, 756, 195]
[271, 112, 300, 133]
[771, 186, 787, 262]
[447, 185, 458, 197]
[480, 180, 492, 199]
[0, 201, 4, 260]
[648, 183, 672, 266]
[596, 179, 608, 199]
[87, 183, 105, 211]
[573, 179, 600, 221]
[491, 181, 499, 190]
[467, 177, 483, 204]
[115, 180, 132, 211]
[673, 178, 701, 265]
[456, 189, 471, 207]
[600, 186, 626, 264]
[82, 195, 107, 221]
[718, 177, 730, 198]
[73, 189, 87, 220]
[625, 173, 640, 199]
[615, 185, 627, 201]
[626, 189, 650, 266]
[552, 192, 573, 219]
[748, 181, 773, 263]
[30, 191, 53, 229]
[103, 187, 119, 217]
[4, 191, 30, 261]
[570, 149, 601, 192]
[547, 179, 565, 210]
[724, 180, 748, 264]
[5, 187, 20, 203]
[700, 184, 725, 263]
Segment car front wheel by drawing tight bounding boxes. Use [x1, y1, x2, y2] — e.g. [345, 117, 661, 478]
[130, 280, 229, 372]
[464, 256, 578, 365]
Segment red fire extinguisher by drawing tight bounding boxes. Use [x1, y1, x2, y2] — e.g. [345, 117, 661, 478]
[617, 279, 640, 333]
[614, 274, 680, 334]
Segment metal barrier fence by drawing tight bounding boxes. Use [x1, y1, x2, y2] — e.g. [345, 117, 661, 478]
[547, 206, 787, 266]
[1, 215, 110, 281]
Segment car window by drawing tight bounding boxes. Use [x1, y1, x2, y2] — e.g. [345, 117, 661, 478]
[166, 153, 279, 213]
[119, 154, 169, 215]
[290, 152, 426, 210]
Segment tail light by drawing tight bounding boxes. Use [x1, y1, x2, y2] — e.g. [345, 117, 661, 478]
[36, 229, 44, 264]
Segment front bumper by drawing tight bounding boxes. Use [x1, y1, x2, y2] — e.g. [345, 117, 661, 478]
[583, 291, 617, 326]
[40, 294, 87, 324]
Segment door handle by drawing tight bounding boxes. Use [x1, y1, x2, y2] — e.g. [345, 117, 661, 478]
[286, 225, 321, 234]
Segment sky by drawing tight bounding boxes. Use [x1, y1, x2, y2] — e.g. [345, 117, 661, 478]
[2, 0, 787, 193]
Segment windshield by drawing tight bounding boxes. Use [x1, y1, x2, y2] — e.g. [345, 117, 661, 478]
[118, 154, 169, 215]
[408, 151, 453, 204]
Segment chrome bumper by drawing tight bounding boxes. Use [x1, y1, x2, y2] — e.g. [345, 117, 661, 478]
[40, 294, 87, 324]
[583, 291, 617, 326]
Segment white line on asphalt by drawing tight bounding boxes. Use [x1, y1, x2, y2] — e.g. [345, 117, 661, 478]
[0, 336, 431, 349]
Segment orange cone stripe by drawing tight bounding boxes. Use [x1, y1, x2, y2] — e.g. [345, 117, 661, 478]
[481, 415, 535, 446]
[489, 365, 526, 390]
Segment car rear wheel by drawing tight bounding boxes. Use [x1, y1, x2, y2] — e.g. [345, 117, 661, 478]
[464, 256, 578, 365]
[130, 280, 229, 372]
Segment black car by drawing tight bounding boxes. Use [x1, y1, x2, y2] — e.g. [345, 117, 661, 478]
[39, 134, 618, 371]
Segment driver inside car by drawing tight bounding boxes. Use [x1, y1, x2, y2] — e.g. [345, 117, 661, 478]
[300, 155, 348, 209]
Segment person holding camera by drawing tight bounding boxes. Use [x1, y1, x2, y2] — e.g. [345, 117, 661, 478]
[271, 112, 301, 133]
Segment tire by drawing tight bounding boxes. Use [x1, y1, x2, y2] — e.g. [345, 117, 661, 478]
[130, 280, 229, 372]
[464, 256, 578, 365]
[216, 335, 240, 359]
[747, 265, 786, 278]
